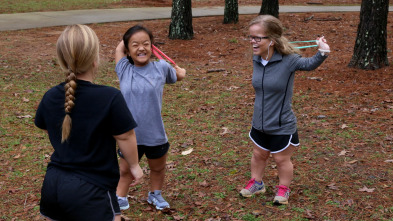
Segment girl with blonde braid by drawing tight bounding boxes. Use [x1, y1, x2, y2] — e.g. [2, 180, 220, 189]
[35, 24, 143, 221]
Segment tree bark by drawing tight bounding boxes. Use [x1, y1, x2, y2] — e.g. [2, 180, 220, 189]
[169, 0, 193, 40]
[348, 0, 389, 70]
[224, 0, 239, 24]
[259, 0, 279, 18]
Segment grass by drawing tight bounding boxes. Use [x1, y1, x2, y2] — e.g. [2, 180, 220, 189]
[0, 0, 124, 14]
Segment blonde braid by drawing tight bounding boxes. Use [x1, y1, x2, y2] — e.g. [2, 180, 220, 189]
[61, 70, 77, 142]
[57, 24, 100, 143]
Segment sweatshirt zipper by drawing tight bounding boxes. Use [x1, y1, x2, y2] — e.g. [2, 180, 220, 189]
[279, 72, 294, 128]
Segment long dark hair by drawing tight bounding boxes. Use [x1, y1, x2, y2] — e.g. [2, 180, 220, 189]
[123, 25, 154, 64]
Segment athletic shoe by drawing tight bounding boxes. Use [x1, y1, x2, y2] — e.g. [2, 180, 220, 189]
[147, 190, 170, 210]
[239, 178, 266, 197]
[273, 185, 290, 205]
[117, 196, 130, 210]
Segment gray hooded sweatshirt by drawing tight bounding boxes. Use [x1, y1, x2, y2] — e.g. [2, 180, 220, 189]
[251, 50, 327, 135]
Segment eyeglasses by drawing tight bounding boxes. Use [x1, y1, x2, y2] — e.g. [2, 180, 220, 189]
[248, 35, 269, 42]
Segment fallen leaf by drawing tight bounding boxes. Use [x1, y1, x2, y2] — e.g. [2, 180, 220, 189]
[252, 210, 262, 216]
[220, 127, 229, 135]
[338, 150, 348, 156]
[305, 209, 314, 219]
[143, 207, 152, 211]
[347, 160, 358, 164]
[173, 215, 183, 220]
[181, 139, 194, 148]
[227, 86, 239, 90]
[327, 183, 339, 190]
[199, 180, 210, 187]
[22, 97, 29, 102]
[358, 186, 375, 193]
[344, 199, 354, 206]
[340, 124, 348, 129]
[181, 148, 193, 155]
[384, 159, 393, 163]
[13, 154, 21, 159]
[17, 115, 32, 119]
[198, 192, 206, 198]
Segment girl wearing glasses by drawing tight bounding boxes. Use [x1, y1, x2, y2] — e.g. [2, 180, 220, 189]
[240, 15, 330, 205]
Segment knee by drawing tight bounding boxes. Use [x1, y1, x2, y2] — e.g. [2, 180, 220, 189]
[253, 149, 269, 161]
[274, 156, 292, 167]
[150, 165, 166, 174]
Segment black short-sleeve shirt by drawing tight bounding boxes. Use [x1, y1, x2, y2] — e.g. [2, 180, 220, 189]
[35, 80, 137, 191]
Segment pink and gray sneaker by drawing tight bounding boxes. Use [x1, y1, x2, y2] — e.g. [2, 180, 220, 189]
[239, 178, 266, 197]
[273, 185, 290, 205]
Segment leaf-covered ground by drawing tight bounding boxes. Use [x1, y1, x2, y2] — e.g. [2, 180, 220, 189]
[0, 2, 392, 221]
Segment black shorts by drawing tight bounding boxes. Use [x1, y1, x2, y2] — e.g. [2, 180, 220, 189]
[40, 166, 120, 221]
[118, 142, 170, 160]
[249, 127, 300, 153]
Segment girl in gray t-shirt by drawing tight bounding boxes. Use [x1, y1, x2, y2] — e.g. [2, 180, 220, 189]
[115, 25, 186, 211]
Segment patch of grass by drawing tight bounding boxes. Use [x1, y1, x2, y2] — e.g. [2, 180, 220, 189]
[228, 38, 238, 43]
[0, 0, 126, 14]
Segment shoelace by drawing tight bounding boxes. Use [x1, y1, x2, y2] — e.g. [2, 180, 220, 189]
[276, 186, 289, 197]
[245, 178, 256, 189]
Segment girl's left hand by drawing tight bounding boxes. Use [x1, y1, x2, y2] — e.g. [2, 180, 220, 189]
[316, 36, 330, 51]
[175, 66, 186, 81]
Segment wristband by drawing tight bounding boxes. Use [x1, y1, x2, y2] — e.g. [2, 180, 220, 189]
[319, 49, 330, 56]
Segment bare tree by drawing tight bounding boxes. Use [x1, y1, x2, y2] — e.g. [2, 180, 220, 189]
[169, 0, 193, 40]
[348, 0, 389, 70]
[224, 0, 238, 24]
[259, 0, 279, 18]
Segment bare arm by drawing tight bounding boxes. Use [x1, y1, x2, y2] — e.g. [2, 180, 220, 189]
[174, 65, 186, 81]
[115, 40, 127, 64]
[114, 129, 143, 186]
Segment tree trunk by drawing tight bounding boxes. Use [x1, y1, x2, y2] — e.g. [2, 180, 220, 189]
[259, 0, 279, 18]
[168, 0, 193, 40]
[224, 0, 238, 24]
[348, 0, 389, 70]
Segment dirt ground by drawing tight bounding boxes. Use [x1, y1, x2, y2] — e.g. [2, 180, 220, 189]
[0, 1, 392, 220]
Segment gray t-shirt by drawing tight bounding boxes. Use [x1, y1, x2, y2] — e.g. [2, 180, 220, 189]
[116, 57, 177, 146]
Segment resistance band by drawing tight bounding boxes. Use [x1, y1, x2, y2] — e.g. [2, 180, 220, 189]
[290, 40, 318, 49]
[152, 44, 177, 66]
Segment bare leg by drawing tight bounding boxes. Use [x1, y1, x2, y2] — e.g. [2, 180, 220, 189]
[147, 153, 167, 191]
[272, 145, 295, 187]
[116, 158, 133, 197]
[251, 144, 270, 182]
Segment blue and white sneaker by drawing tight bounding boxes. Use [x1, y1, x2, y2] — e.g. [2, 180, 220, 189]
[147, 190, 170, 210]
[117, 196, 130, 210]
